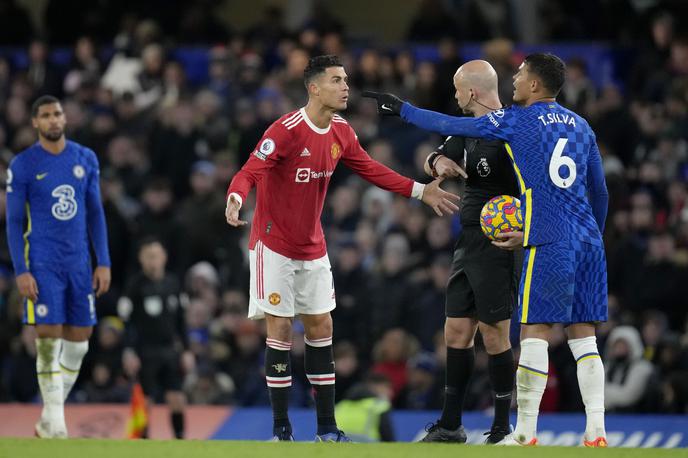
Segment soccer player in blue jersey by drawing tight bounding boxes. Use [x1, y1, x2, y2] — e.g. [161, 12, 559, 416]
[6, 95, 111, 438]
[364, 53, 609, 447]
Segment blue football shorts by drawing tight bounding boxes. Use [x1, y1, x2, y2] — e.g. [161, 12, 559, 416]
[518, 239, 607, 325]
[23, 267, 96, 326]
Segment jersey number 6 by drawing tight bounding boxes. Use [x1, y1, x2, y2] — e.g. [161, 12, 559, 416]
[549, 138, 577, 189]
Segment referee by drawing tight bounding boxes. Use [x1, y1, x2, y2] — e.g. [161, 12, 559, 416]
[419, 60, 520, 444]
[118, 237, 191, 439]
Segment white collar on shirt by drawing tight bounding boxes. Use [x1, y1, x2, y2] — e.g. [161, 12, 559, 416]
[300, 107, 331, 135]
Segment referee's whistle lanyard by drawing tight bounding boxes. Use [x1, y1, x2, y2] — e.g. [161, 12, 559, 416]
[458, 92, 501, 170]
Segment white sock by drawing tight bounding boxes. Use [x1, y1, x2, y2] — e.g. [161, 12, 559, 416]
[36, 338, 65, 427]
[60, 340, 89, 401]
[568, 336, 606, 440]
[514, 338, 548, 442]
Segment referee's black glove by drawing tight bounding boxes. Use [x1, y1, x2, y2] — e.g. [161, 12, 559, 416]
[361, 91, 404, 116]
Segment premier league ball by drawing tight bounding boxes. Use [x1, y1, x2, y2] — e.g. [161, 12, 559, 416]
[480, 195, 523, 241]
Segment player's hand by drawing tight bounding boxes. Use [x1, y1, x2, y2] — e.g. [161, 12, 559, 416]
[492, 231, 524, 250]
[16, 272, 38, 303]
[93, 266, 111, 297]
[422, 177, 461, 216]
[225, 195, 247, 227]
[435, 156, 468, 179]
[361, 91, 404, 116]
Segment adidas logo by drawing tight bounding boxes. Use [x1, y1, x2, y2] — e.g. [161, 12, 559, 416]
[300, 148, 311, 157]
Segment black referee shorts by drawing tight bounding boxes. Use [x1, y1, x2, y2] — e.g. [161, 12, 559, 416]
[139, 347, 184, 401]
[445, 227, 522, 324]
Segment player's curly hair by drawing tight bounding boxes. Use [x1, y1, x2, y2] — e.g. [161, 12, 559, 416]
[31, 95, 60, 117]
[303, 55, 343, 88]
[524, 53, 566, 97]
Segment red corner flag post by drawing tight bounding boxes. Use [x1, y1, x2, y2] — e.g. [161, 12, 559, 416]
[126, 382, 148, 438]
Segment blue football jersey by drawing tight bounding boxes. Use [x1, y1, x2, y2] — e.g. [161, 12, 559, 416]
[6, 140, 111, 274]
[402, 102, 608, 247]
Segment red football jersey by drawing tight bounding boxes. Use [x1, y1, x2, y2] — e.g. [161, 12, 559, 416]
[228, 108, 414, 260]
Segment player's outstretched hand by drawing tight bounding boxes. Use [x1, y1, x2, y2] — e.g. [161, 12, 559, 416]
[422, 178, 461, 216]
[93, 266, 111, 297]
[226, 195, 247, 227]
[361, 91, 404, 116]
[435, 156, 468, 179]
[16, 272, 38, 303]
[492, 231, 524, 250]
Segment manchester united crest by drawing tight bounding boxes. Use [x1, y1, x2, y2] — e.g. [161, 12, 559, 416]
[269, 292, 281, 305]
[331, 143, 341, 160]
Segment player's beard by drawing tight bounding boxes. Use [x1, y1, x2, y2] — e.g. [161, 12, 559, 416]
[512, 84, 527, 105]
[40, 127, 64, 142]
[512, 91, 523, 105]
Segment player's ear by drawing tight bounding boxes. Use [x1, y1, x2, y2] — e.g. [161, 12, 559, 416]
[307, 80, 319, 97]
[530, 77, 539, 94]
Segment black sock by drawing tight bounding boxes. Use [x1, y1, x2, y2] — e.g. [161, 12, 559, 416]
[171, 411, 184, 439]
[439, 346, 475, 430]
[305, 339, 337, 435]
[488, 348, 515, 430]
[265, 342, 292, 431]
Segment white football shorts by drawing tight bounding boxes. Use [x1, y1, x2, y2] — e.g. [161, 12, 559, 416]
[248, 240, 336, 319]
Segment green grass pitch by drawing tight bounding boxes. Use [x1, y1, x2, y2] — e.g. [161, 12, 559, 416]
[0, 439, 684, 458]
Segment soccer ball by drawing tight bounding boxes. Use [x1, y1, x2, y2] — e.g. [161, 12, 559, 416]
[480, 195, 523, 241]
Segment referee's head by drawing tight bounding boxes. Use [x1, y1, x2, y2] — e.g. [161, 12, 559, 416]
[453, 60, 500, 116]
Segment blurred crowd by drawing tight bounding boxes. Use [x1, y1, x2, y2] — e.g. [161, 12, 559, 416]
[0, 0, 687, 416]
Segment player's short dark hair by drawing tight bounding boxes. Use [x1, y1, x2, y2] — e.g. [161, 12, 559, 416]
[31, 95, 60, 117]
[303, 54, 343, 88]
[524, 53, 566, 97]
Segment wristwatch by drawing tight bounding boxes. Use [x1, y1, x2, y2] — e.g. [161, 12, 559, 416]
[427, 151, 443, 178]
